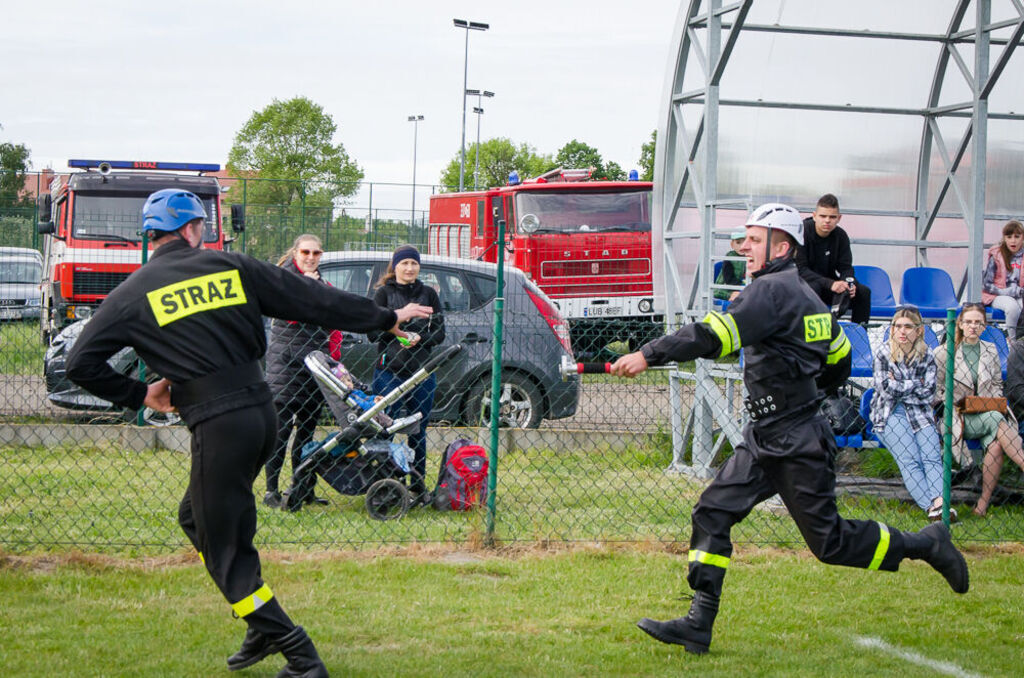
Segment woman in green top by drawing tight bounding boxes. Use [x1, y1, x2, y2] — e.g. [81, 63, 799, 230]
[934, 303, 1024, 516]
[713, 230, 747, 301]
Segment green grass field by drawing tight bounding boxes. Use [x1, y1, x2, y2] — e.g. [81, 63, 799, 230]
[1, 545, 1021, 677]
[0, 321, 44, 375]
[3, 440, 1023, 554]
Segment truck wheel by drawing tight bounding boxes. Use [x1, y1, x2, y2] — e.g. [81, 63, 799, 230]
[462, 373, 542, 429]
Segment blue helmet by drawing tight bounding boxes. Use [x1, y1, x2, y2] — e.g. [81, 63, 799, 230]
[142, 189, 207, 232]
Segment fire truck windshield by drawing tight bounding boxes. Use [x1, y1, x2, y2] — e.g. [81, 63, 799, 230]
[72, 193, 219, 243]
[514, 190, 651, 234]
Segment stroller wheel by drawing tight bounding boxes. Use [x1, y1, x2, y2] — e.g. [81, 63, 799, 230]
[365, 479, 410, 521]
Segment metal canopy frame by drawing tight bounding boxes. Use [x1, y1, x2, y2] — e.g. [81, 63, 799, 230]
[653, 0, 1024, 476]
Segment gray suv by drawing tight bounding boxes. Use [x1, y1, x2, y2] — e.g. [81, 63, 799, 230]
[318, 251, 579, 428]
[43, 252, 579, 429]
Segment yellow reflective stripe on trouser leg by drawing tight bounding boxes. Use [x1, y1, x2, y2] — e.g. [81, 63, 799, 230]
[701, 311, 741, 357]
[231, 584, 274, 618]
[827, 329, 851, 365]
[198, 552, 205, 566]
[867, 522, 891, 570]
[688, 549, 731, 570]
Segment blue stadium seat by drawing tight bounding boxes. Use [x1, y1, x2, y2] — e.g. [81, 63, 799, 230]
[853, 265, 899, 318]
[899, 267, 958, 319]
[841, 322, 873, 377]
[980, 325, 1009, 379]
[859, 388, 877, 442]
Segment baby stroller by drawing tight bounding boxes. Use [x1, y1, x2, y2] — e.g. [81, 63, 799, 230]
[282, 344, 461, 520]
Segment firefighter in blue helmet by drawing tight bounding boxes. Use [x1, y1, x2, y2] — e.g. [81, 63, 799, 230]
[66, 189, 432, 676]
[610, 202, 968, 654]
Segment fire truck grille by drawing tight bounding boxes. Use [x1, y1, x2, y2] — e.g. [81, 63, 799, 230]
[73, 271, 132, 297]
[540, 258, 650, 279]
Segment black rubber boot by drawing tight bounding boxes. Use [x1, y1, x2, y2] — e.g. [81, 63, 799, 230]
[904, 522, 969, 594]
[275, 626, 328, 678]
[227, 627, 280, 671]
[637, 590, 720, 654]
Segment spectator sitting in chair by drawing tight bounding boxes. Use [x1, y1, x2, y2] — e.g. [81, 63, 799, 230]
[795, 193, 871, 324]
[714, 230, 747, 301]
[934, 303, 1024, 517]
[982, 219, 1024, 339]
[870, 306, 949, 521]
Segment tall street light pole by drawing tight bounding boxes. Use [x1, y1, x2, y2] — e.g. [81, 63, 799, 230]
[453, 18, 489, 191]
[407, 115, 424, 229]
[465, 89, 494, 190]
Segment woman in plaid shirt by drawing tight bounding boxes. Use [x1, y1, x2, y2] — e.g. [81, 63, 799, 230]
[870, 306, 949, 520]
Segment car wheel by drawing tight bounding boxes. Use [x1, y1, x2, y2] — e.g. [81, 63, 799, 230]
[140, 407, 182, 427]
[462, 373, 543, 429]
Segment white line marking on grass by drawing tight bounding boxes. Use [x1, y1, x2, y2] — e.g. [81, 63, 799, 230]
[853, 636, 984, 678]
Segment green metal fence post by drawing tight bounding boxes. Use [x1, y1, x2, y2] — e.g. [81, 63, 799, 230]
[135, 231, 150, 426]
[241, 179, 248, 253]
[485, 218, 506, 545]
[942, 308, 955, 527]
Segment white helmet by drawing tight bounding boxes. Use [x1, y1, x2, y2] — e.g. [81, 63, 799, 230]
[745, 202, 804, 246]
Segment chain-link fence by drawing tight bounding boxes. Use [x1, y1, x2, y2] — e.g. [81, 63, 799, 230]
[1, 173, 1022, 554]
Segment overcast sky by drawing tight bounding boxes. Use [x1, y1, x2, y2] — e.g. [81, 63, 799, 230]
[1, 1, 676, 188]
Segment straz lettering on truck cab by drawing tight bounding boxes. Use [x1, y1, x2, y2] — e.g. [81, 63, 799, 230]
[147, 270, 246, 326]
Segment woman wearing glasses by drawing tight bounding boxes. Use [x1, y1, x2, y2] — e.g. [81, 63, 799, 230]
[263, 235, 334, 510]
[870, 306, 949, 520]
[934, 303, 1024, 516]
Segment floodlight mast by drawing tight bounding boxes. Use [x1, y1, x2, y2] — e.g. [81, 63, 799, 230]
[453, 18, 489, 191]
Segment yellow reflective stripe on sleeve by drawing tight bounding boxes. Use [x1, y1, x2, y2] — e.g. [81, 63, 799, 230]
[827, 328, 851, 365]
[230, 584, 274, 618]
[802, 313, 832, 342]
[867, 522, 891, 570]
[688, 549, 731, 570]
[146, 269, 248, 327]
[701, 311, 741, 357]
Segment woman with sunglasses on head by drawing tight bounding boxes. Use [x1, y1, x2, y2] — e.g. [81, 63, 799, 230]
[934, 303, 1024, 516]
[263, 235, 334, 510]
[870, 306, 949, 520]
[982, 219, 1024, 338]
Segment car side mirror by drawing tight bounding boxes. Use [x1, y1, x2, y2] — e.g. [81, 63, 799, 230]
[230, 204, 246, 233]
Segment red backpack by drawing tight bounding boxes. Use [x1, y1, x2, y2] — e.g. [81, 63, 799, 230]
[433, 438, 489, 511]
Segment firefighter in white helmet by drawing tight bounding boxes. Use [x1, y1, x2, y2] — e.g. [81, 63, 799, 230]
[610, 202, 968, 654]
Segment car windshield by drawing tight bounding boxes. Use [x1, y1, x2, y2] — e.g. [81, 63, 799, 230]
[514, 190, 651, 234]
[0, 260, 42, 284]
[72, 193, 219, 242]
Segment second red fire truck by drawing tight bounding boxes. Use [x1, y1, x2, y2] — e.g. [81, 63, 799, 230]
[427, 169, 661, 355]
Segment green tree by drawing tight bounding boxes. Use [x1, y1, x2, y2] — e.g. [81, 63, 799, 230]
[227, 97, 363, 207]
[0, 128, 32, 208]
[600, 161, 626, 181]
[553, 139, 626, 181]
[439, 138, 554, 191]
[638, 130, 656, 182]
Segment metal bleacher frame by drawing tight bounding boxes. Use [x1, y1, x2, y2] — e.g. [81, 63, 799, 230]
[655, 1, 1024, 476]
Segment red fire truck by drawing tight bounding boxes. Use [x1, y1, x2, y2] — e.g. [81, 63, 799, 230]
[35, 159, 243, 344]
[427, 169, 661, 355]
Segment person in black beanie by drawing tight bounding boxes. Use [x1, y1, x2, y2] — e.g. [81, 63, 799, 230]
[795, 193, 872, 323]
[369, 244, 445, 506]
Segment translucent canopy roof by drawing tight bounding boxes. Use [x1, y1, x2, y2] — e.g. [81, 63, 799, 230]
[654, 0, 1024, 315]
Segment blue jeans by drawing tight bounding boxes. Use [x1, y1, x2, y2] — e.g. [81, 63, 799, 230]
[372, 369, 436, 494]
[876, 404, 944, 510]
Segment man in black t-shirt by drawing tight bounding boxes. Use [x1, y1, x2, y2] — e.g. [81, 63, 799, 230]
[795, 193, 872, 323]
